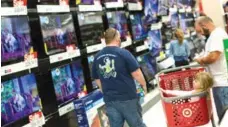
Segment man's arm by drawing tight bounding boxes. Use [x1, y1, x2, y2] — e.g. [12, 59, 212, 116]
[195, 51, 221, 65]
[95, 79, 102, 93]
[131, 68, 147, 94]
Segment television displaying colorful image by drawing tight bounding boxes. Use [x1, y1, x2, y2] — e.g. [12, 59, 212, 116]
[169, 0, 177, 8]
[87, 55, 99, 89]
[78, 12, 104, 47]
[1, 16, 32, 63]
[170, 11, 179, 28]
[144, 0, 158, 25]
[179, 13, 194, 34]
[148, 29, 162, 57]
[137, 53, 157, 82]
[106, 11, 129, 41]
[158, 0, 169, 16]
[1, 74, 42, 126]
[39, 14, 77, 55]
[177, 0, 194, 9]
[130, 13, 148, 41]
[51, 61, 85, 106]
[76, 0, 94, 5]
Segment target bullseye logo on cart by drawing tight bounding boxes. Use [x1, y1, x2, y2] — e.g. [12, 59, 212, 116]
[182, 108, 192, 118]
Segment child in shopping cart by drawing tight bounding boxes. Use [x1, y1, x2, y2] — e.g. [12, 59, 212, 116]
[160, 72, 213, 98]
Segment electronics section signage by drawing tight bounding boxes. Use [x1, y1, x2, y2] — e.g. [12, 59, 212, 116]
[77, 0, 103, 12]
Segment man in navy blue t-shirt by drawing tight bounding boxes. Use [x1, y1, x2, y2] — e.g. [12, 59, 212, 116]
[92, 28, 147, 127]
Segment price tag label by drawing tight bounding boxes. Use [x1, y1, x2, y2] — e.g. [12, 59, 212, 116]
[179, 8, 186, 13]
[162, 16, 170, 22]
[87, 44, 104, 53]
[49, 52, 67, 64]
[186, 7, 192, 12]
[128, 2, 142, 11]
[1, 6, 27, 16]
[28, 111, 45, 127]
[121, 37, 132, 48]
[59, 102, 75, 116]
[37, 5, 70, 13]
[151, 22, 162, 30]
[105, 1, 124, 8]
[136, 44, 148, 52]
[78, 4, 102, 12]
[169, 8, 178, 12]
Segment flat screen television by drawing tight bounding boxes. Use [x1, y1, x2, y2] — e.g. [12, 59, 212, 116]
[148, 29, 162, 57]
[1, 74, 42, 126]
[78, 12, 104, 47]
[51, 60, 85, 106]
[179, 13, 194, 34]
[130, 13, 148, 41]
[144, 0, 159, 25]
[170, 11, 179, 28]
[137, 53, 157, 82]
[106, 11, 129, 41]
[177, 0, 194, 9]
[1, 16, 32, 63]
[87, 55, 98, 89]
[39, 14, 77, 55]
[158, 0, 169, 16]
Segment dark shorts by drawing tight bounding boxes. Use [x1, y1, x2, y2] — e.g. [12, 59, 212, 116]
[105, 98, 146, 127]
[175, 60, 189, 67]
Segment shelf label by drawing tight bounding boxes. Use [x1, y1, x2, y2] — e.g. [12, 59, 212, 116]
[37, 5, 70, 13]
[49, 50, 80, 64]
[169, 8, 178, 12]
[59, 102, 75, 116]
[136, 43, 149, 52]
[87, 43, 104, 53]
[105, 1, 124, 8]
[151, 22, 162, 30]
[162, 16, 170, 22]
[128, 2, 142, 11]
[78, 2, 102, 12]
[1, 6, 27, 16]
[179, 8, 186, 13]
[121, 37, 132, 48]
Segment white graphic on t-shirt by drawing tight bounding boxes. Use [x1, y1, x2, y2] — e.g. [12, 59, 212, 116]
[99, 57, 117, 78]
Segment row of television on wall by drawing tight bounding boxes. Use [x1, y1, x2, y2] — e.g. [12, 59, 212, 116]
[1, 50, 159, 126]
[1, 10, 195, 65]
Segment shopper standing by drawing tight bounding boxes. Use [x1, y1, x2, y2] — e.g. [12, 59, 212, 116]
[92, 28, 147, 127]
[195, 16, 228, 122]
[169, 28, 190, 67]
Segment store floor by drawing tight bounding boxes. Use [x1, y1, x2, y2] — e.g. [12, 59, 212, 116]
[142, 90, 213, 127]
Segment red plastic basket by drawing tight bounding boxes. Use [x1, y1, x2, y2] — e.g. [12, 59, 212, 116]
[158, 67, 212, 127]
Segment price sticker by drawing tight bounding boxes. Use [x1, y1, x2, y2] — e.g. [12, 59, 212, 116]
[78, 4, 102, 12]
[59, 102, 75, 116]
[128, 2, 142, 11]
[1, 6, 27, 16]
[37, 5, 70, 13]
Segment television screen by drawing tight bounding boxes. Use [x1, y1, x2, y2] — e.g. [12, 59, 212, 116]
[137, 53, 157, 82]
[177, 0, 194, 8]
[78, 12, 104, 47]
[87, 55, 98, 89]
[130, 13, 148, 41]
[169, 0, 177, 8]
[1, 74, 42, 126]
[39, 14, 77, 55]
[158, 0, 169, 16]
[170, 11, 179, 28]
[76, 0, 94, 5]
[179, 13, 194, 34]
[148, 29, 162, 57]
[1, 16, 32, 63]
[144, 0, 158, 25]
[106, 11, 129, 41]
[51, 61, 85, 106]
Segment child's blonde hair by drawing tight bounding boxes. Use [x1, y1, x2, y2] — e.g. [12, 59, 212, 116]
[195, 72, 214, 91]
[174, 28, 184, 44]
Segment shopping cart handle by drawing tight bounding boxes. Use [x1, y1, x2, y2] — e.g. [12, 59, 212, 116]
[155, 63, 200, 80]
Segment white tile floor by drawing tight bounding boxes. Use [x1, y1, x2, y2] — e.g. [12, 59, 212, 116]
[143, 91, 213, 127]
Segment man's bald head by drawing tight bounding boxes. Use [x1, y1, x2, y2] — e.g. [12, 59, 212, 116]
[195, 16, 213, 26]
[195, 16, 215, 36]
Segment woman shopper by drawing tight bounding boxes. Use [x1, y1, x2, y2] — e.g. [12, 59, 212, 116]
[170, 28, 190, 67]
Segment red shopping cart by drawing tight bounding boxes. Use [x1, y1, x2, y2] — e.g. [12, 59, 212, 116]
[156, 64, 212, 127]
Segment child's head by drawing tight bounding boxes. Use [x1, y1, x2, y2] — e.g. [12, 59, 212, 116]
[193, 72, 214, 91]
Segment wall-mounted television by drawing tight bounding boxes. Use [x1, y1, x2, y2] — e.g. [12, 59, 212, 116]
[130, 13, 148, 41]
[170, 11, 179, 28]
[158, 0, 169, 16]
[51, 60, 86, 106]
[144, 0, 159, 25]
[87, 55, 98, 89]
[169, 0, 177, 8]
[106, 11, 129, 42]
[39, 14, 77, 55]
[1, 16, 32, 63]
[78, 12, 104, 47]
[1, 74, 42, 126]
[179, 13, 194, 34]
[177, 0, 194, 9]
[148, 29, 162, 57]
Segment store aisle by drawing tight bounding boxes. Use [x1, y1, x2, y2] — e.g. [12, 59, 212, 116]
[143, 100, 213, 127]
